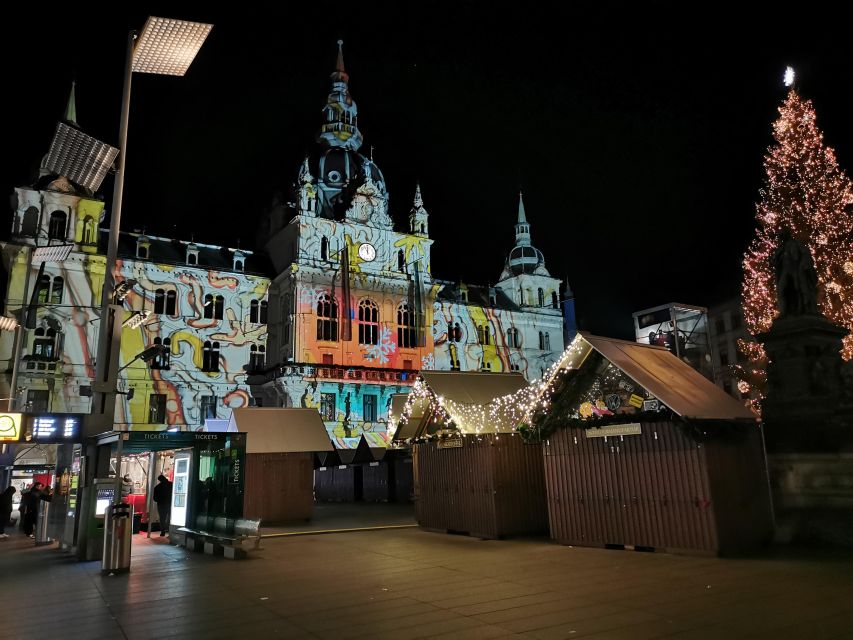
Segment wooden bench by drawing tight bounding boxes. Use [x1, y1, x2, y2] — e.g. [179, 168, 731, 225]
[177, 518, 262, 559]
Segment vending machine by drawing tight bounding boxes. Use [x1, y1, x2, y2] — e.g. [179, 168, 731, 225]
[169, 450, 192, 538]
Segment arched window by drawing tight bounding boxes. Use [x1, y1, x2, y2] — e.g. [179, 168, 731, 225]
[477, 325, 490, 346]
[358, 299, 380, 346]
[187, 253, 197, 265]
[36, 274, 51, 304]
[203, 294, 214, 319]
[250, 344, 266, 370]
[420, 223, 425, 234]
[48, 211, 67, 240]
[165, 290, 177, 316]
[552, 291, 559, 309]
[33, 327, 57, 360]
[152, 337, 171, 370]
[82, 216, 95, 245]
[447, 323, 454, 343]
[21, 207, 38, 237]
[507, 327, 520, 348]
[397, 249, 405, 272]
[321, 237, 329, 261]
[538, 288, 545, 307]
[260, 300, 268, 324]
[213, 295, 224, 320]
[154, 289, 166, 314]
[453, 323, 462, 343]
[250, 299, 259, 323]
[235, 260, 244, 272]
[539, 332, 550, 351]
[316, 293, 338, 341]
[50, 277, 64, 304]
[397, 302, 416, 349]
[202, 341, 220, 372]
[539, 332, 545, 350]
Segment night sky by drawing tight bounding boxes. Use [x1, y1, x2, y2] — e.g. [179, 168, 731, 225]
[3, 5, 851, 339]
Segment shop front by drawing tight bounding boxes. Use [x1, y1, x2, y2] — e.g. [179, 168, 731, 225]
[86, 431, 248, 542]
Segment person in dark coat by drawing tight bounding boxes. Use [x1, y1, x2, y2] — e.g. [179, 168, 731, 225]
[0, 486, 16, 538]
[19, 482, 50, 537]
[152, 475, 173, 536]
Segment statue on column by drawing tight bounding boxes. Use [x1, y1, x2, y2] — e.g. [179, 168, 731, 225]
[773, 230, 819, 316]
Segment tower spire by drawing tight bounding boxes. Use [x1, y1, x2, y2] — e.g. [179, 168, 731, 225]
[410, 181, 429, 237]
[318, 40, 362, 151]
[64, 81, 78, 127]
[517, 190, 527, 224]
[336, 39, 346, 74]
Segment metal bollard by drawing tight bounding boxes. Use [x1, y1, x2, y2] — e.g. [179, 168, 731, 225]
[102, 502, 132, 575]
[34, 500, 52, 546]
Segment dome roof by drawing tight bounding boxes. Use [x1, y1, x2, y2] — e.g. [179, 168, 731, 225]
[506, 245, 546, 276]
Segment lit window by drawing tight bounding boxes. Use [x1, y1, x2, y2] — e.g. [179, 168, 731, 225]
[317, 293, 338, 341]
[358, 299, 379, 345]
[397, 302, 416, 349]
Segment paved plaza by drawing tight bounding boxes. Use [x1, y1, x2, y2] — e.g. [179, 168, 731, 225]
[1, 522, 852, 640]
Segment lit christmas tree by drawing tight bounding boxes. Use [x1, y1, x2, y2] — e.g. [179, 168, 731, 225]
[740, 80, 853, 402]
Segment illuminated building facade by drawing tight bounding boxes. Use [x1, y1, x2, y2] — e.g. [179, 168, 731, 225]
[1, 43, 570, 446]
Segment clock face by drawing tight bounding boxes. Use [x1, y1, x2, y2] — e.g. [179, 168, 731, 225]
[358, 243, 376, 262]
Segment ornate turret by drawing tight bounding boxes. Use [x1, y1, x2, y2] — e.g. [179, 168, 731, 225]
[409, 182, 429, 237]
[500, 191, 549, 279]
[317, 40, 363, 152]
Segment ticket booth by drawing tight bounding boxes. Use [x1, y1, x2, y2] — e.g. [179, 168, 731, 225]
[84, 431, 248, 547]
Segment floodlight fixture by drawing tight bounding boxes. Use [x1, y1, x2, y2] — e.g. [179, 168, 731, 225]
[118, 343, 168, 372]
[43, 122, 119, 192]
[113, 279, 138, 303]
[133, 17, 213, 76]
[33, 243, 75, 262]
[122, 310, 152, 329]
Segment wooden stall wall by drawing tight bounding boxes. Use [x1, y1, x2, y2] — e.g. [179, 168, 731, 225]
[414, 436, 547, 539]
[244, 452, 315, 524]
[543, 421, 773, 555]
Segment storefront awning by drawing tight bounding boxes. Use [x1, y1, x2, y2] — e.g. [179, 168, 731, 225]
[227, 408, 334, 454]
[579, 332, 755, 420]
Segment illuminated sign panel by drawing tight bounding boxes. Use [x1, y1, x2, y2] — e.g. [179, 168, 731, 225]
[0, 413, 23, 442]
[24, 414, 82, 442]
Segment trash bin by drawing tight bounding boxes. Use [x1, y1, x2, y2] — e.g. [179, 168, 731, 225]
[132, 512, 142, 534]
[102, 503, 132, 575]
[35, 500, 52, 546]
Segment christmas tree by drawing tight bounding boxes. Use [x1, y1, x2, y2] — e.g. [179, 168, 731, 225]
[740, 86, 853, 402]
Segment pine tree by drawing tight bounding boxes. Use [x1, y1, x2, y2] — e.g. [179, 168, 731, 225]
[740, 89, 853, 400]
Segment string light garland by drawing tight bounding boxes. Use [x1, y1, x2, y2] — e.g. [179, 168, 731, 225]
[740, 88, 853, 407]
[392, 339, 592, 438]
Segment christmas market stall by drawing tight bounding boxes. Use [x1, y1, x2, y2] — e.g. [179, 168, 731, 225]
[534, 332, 774, 556]
[314, 435, 374, 502]
[227, 408, 333, 524]
[399, 371, 548, 539]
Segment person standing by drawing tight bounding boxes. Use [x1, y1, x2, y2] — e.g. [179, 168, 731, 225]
[20, 482, 50, 538]
[152, 475, 172, 537]
[0, 486, 16, 538]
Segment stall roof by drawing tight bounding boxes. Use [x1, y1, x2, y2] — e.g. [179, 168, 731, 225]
[410, 371, 530, 435]
[390, 393, 429, 441]
[227, 408, 334, 454]
[419, 371, 528, 405]
[578, 332, 756, 421]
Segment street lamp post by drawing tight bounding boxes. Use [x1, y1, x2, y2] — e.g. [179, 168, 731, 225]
[89, 17, 212, 438]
